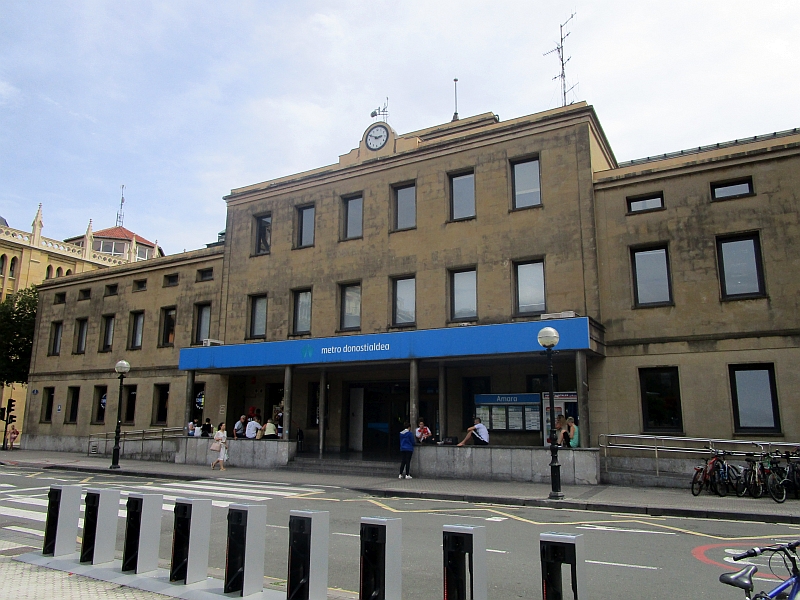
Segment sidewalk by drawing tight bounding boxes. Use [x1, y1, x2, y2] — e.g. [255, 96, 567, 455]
[2, 449, 799, 524]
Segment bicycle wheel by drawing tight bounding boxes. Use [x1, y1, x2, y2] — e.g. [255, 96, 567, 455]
[691, 470, 704, 496]
[767, 473, 787, 503]
[792, 466, 800, 499]
[712, 467, 728, 497]
[749, 470, 764, 499]
[735, 468, 750, 497]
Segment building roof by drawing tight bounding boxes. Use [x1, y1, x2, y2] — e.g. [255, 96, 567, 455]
[64, 225, 155, 247]
[0, 216, 7, 227]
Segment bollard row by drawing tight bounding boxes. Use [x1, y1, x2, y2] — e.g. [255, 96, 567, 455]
[41, 484, 586, 600]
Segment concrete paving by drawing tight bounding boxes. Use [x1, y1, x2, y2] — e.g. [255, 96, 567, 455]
[2, 448, 799, 524]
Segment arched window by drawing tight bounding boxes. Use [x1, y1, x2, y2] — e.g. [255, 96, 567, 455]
[46, 265, 53, 279]
[9, 257, 17, 278]
[56, 267, 63, 277]
[0, 254, 6, 276]
[65, 269, 72, 276]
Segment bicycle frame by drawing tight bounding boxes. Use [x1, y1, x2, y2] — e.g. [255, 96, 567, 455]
[763, 575, 800, 599]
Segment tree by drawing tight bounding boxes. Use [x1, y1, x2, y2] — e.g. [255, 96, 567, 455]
[0, 286, 38, 386]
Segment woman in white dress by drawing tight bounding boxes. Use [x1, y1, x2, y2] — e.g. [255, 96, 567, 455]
[211, 422, 228, 471]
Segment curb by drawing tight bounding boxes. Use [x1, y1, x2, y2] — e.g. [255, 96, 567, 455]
[6, 462, 798, 525]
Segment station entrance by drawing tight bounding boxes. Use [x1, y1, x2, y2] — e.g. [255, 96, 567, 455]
[348, 380, 439, 457]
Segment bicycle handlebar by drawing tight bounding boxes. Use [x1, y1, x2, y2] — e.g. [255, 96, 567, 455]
[733, 541, 800, 562]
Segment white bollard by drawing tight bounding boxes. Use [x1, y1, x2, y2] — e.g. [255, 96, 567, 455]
[170, 498, 212, 585]
[360, 517, 402, 600]
[442, 524, 487, 600]
[224, 503, 267, 597]
[43, 485, 82, 558]
[122, 493, 162, 574]
[80, 488, 120, 565]
[287, 510, 330, 600]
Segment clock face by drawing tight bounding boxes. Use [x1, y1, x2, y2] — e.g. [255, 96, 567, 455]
[365, 124, 389, 150]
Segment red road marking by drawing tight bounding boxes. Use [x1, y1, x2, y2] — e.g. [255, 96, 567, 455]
[692, 542, 780, 580]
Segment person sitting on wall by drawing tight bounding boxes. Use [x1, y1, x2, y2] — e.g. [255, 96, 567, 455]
[456, 417, 489, 446]
[415, 419, 435, 444]
[187, 418, 197, 437]
[245, 416, 263, 439]
[201, 418, 213, 437]
[233, 415, 247, 439]
[566, 416, 579, 448]
[262, 419, 279, 439]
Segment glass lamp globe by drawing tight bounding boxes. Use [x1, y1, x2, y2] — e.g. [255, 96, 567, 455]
[537, 327, 560, 349]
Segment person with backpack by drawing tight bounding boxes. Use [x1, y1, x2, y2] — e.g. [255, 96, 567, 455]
[399, 421, 415, 479]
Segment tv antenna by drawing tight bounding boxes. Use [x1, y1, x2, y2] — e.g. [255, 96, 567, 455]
[116, 185, 125, 227]
[544, 13, 577, 107]
[370, 98, 389, 122]
[452, 78, 459, 121]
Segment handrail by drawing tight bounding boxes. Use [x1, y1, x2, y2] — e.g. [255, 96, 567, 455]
[598, 433, 800, 477]
[87, 427, 186, 457]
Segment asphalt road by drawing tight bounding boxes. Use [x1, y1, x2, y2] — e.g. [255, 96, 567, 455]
[1, 465, 799, 599]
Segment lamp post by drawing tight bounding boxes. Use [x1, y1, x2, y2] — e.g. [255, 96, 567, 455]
[537, 327, 564, 500]
[110, 359, 130, 469]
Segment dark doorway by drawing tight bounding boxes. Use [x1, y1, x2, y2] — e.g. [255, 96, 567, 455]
[363, 382, 408, 457]
[462, 377, 491, 430]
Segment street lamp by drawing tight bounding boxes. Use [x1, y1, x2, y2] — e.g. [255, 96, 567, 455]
[110, 359, 130, 469]
[537, 327, 564, 500]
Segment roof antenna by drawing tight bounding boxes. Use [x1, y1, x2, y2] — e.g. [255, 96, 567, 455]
[452, 78, 459, 121]
[116, 185, 125, 227]
[370, 98, 389, 122]
[544, 13, 577, 107]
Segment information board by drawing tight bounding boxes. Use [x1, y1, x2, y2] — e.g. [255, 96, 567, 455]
[507, 406, 524, 430]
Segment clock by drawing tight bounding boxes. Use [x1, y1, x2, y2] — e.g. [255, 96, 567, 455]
[365, 124, 389, 151]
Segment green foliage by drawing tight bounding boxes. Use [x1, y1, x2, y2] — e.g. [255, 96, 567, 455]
[0, 286, 39, 386]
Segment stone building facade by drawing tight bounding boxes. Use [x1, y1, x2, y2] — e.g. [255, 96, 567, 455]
[23, 103, 800, 457]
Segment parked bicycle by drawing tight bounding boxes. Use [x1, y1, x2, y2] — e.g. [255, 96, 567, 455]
[719, 540, 800, 599]
[692, 450, 738, 497]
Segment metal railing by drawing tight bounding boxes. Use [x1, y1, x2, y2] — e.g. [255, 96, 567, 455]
[87, 427, 185, 457]
[598, 433, 800, 477]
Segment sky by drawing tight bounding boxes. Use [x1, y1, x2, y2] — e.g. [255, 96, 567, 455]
[1, 1, 799, 254]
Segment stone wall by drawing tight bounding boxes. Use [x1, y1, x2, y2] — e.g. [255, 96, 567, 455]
[411, 445, 600, 485]
[179, 437, 296, 468]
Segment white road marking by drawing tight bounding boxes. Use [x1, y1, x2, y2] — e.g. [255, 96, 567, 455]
[332, 532, 360, 537]
[266, 524, 289, 530]
[487, 549, 507, 554]
[0, 484, 15, 489]
[4, 526, 44, 537]
[577, 525, 677, 535]
[157, 481, 306, 497]
[586, 560, 659, 570]
[485, 517, 508, 522]
[0, 506, 47, 522]
[127, 485, 273, 502]
[427, 513, 485, 519]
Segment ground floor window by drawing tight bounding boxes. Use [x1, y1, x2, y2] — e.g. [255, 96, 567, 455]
[730, 364, 780, 433]
[639, 367, 683, 432]
[65, 387, 80, 424]
[40, 387, 55, 422]
[123, 385, 137, 424]
[92, 386, 107, 424]
[153, 384, 169, 425]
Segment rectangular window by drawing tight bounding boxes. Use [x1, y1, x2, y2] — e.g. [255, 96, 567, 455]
[393, 277, 416, 325]
[153, 384, 169, 425]
[101, 315, 115, 351]
[632, 246, 673, 306]
[730, 364, 780, 433]
[75, 319, 88, 354]
[394, 184, 416, 230]
[93, 385, 108, 424]
[340, 283, 361, 330]
[451, 269, 477, 320]
[297, 205, 315, 248]
[49, 322, 63, 356]
[249, 295, 267, 338]
[515, 261, 545, 314]
[512, 159, 541, 208]
[53, 292, 66, 304]
[104, 284, 118, 296]
[627, 193, 664, 213]
[343, 196, 363, 239]
[164, 273, 179, 287]
[195, 303, 211, 344]
[65, 387, 80, 424]
[293, 290, 312, 334]
[129, 311, 144, 350]
[78, 288, 91, 301]
[717, 233, 765, 299]
[136, 246, 150, 261]
[712, 177, 754, 200]
[41, 387, 55, 423]
[254, 214, 272, 255]
[450, 172, 475, 220]
[639, 367, 683, 432]
[160, 307, 176, 346]
[133, 279, 147, 292]
[123, 385, 137, 424]
[197, 268, 213, 282]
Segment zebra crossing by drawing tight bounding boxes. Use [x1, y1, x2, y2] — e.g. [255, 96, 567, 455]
[0, 478, 326, 538]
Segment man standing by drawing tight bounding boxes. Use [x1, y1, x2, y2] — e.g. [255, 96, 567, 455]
[457, 417, 489, 446]
[233, 415, 247, 439]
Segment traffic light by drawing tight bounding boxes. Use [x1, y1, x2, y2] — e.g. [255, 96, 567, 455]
[7, 414, 16, 425]
[6, 399, 15, 414]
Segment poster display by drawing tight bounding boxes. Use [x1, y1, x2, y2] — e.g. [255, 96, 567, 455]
[507, 405, 524, 430]
[475, 405, 490, 426]
[491, 406, 507, 430]
[524, 405, 540, 431]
